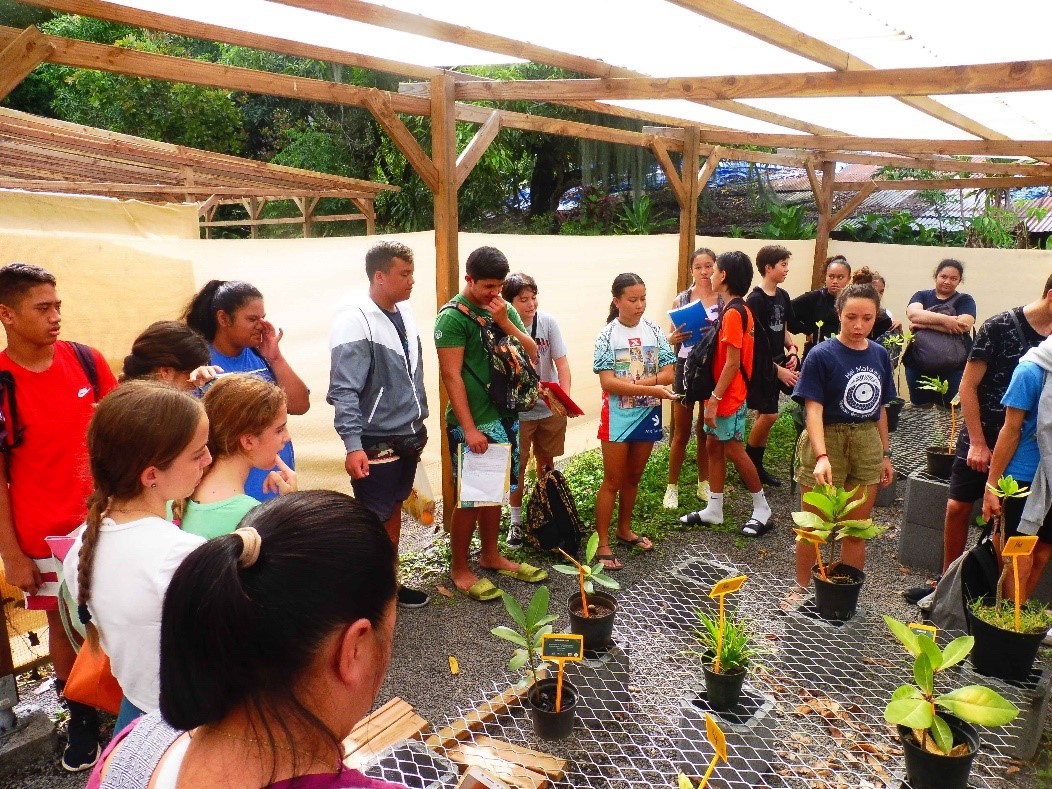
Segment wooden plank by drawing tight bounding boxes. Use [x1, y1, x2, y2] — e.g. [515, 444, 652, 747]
[425, 680, 537, 753]
[456, 111, 501, 190]
[0, 179, 382, 198]
[648, 138, 686, 208]
[697, 148, 722, 194]
[365, 92, 438, 192]
[678, 127, 701, 294]
[814, 150, 1052, 178]
[804, 160, 828, 215]
[200, 213, 366, 227]
[812, 160, 836, 289]
[344, 713, 429, 768]
[0, 26, 53, 100]
[830, 181, 877, 228]
[453, 59, 1052, 101]
[468, 736, 565, 780]
[834, 175, 1052, 191]
[444, 744, 548, 789]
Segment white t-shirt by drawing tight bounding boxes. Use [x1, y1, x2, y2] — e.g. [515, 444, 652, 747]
[64, 516, 205, 712]
[520, 310, 569, 422]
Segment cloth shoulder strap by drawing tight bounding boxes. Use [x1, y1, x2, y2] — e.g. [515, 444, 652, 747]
[98, 713, 183, 789]
[68, 341, 100, 401]
[1006, 308, 1028, 351]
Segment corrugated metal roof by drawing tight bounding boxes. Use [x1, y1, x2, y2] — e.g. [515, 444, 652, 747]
[1019, 196, 1052, 232]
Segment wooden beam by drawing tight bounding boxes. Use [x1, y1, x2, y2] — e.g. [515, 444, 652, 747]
[272, 0, 844, 135]
[0, 179, 389, 198]
[665, 0, 1011, 142]
[201, 212, 366, 228]
[804, 160, 828, 215]
[677, 127, 701, 295]
[453, 59, 1052, 102]
[648, 138, 686, 208]
[833, 175, 1052, 191]
[197, 193, 220, 216]
[830, 181, 877, 228]
[349, 196, 376, 235]
[812, 160, 835, 289]
[0, 26, 53, 100]
[363, 92, 438, 192]
[697, 148, 723, 193]
[455, 111, 501, 190]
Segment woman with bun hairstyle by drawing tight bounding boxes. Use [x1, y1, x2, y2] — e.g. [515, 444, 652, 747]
[847, 268, 893, 340]
[184, 280, 308, 501]
[790, 255, 852, 357]
[87, 491, 408, 789]
[182, 374, 295, 540]
[64, 381, 212, 735]
[121, 320, 222, 391]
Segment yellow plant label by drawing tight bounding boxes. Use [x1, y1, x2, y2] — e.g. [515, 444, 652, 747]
[540, 633, 584, 661]
[1003, 535, 1038, 557]
[908, 623, 937, 640]
[448, 656, 460, 675]
[704, 713, 727, 763]
[708, 575, 747, 598]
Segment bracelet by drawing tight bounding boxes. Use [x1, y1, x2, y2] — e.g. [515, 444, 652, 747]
[883, 450, 893, 458]
[712, 393, 723, 401]
[815, 453, 829, 461]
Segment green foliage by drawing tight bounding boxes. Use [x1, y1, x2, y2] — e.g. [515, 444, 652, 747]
[551, 532, 621, 593]
[839, 212, 941, 246]
[792, 485, 887, 572]
[883, 616, 1019, 755]
[687, 605, 760, 674]
[490, 586, 558, 688]
[968, 597, 1052, 634]
[614, 194, 675, 235]
[559, 187, 617, 235]
[759, 203, 816, 240]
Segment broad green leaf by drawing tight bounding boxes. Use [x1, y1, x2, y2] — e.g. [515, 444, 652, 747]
[885, 697, 934, 729]
[550, 564, 579, 576]
[937, 686, 1019, 727]
[802, 491, 836, 519]
[508, 649, 528, 671]
[585, 532, 599, 563]
[840, 496, 865, 517]
[536, 624, 555, 640]
[502, 592, 526, 630]
[884, 616, 921, 656]
[526, 586, 550, 626]
[591, 573, 621, 589]
[838, 518, 875, 531]
[584, 579, 595, 594]
[535, 614, 559, 629]
[913, 654, 934, 696]
[490, 626, 527, 647]
[917, 635, 943, 672]
[890, 684, 923, 702]
[678, 774, 695, 789]
[791, 511, 825, 529]
[940, 635, 974, 670]
[930, 714, 953, 755]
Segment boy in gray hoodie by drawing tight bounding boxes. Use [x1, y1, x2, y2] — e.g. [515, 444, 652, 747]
[328, 241, 430, 608]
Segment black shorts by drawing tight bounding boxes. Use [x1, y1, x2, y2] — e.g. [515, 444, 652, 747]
[674, 358, 686, 395]
[350, 451, 419, 523]
[947, 455, 987, 503]
[747, 384, 780, 416]
[1002, 487, 1052, 544]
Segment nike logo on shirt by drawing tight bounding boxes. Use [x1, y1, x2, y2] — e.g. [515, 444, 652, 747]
[77, 387, 91, 398]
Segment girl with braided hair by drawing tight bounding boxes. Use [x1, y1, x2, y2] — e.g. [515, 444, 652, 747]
[63, 380, 212, 734]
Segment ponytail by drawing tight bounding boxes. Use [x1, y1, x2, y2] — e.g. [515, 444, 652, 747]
[183, 280, 262, 342]
[606, 273, 645, 324]
[75, 491, 107, 633]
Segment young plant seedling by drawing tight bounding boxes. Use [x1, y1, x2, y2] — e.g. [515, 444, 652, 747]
[490, 586, 558, 690]
[986, 475, 1031, 613]
[1002, 535, 1038, 632]
[883, 616, 1018, 756]
[791, 485, 887, 580]
[918, 375, 958, 447]
[708, 576, 746, 673]
[552, 532, 621, 619]
[687, 603, 760, 678]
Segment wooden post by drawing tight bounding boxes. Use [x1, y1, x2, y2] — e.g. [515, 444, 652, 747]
[810, 160, 835, 288]
[0, 599, 14, 678]
[432, 73, 460, 528]
[676, 126, 701, 294]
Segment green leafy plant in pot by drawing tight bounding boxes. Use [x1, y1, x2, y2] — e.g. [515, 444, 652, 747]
[966, 476, 1052, 681]
[685, 606, 761, 712]
[552, 532, 620, 653]
[883, 616, 1018, 789]
[918, 375, 957, 479]
[791, 484, 887, 620]
[490, 586, 577, 740]
[880, 330, 910, 431]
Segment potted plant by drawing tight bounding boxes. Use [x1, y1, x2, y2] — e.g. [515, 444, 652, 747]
[552, 532, 620, 652]
[883, 616, 1019, 789]
[965, 476, 1052, 682]
[685, 605, 761, 712]
[880, 329, 911, 431]
[791, 484, 887, 621]
[490, 586, 577, 740]
[918, 375, 957, 478]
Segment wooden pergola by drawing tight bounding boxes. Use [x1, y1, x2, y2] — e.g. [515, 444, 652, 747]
[1, 0, 1051, 519]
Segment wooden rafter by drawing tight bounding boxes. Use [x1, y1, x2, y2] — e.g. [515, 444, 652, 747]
[665, 0, 1012, 141]
[455, 111, 501, 190]
[648, 139, 686, 207]
[830, 182, 877, 228]
[0, 180, 383, 199]
[273, 0, 846, 135]
[452, 59, 1052, 101]
[834, 175, 1052, 191]
[0, 26, 53, 100]
[364, 92, 438, 192]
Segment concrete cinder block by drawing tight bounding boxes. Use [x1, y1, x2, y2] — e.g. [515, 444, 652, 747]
[897, 472, 981, 574]
[0, 710, 56, 782]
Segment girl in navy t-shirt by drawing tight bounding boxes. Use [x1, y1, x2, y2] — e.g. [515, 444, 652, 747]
[790, 281, 896, 591]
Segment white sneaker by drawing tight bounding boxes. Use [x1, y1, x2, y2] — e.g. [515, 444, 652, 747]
[1043, 626, 1052, 646]
[506, 524, 523, 548]
[697, 480, 710, 503]
[663, 485, 679, 509]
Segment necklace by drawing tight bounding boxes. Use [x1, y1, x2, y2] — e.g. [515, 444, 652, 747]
[107, 507, 164, 519]
[204, 728, 341, 773]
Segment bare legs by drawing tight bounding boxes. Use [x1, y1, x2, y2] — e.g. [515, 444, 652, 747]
[450, 505, 518, 592]
[596, 441, 655, 566]
[943, 499, 974, 573]
[668, 401, 707, 487]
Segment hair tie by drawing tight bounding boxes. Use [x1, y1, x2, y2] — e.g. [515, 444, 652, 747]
[77, 603, 92, 626]
[234, 526, 261, 568]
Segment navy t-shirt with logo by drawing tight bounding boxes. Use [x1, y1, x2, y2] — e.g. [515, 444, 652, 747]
[792, 338, 895, 423]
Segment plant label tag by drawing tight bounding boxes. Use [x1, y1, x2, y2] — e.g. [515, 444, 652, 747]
[704, 713, 727, 763]
[708, 575, 746, 598]
[540, 633, 584, 661]
[1003, 535, 1038, 557]
[908, 622, 937, 640]
[792, 528, 825, 546]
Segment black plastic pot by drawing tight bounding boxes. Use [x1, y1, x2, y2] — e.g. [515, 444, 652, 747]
[528, 678, 577, 740]
[898, 713, 979, 789]
[702, 662, 747, 712]
[885, 398, 905, 432]
[925, 446, 955, 480]
[965, 603, 1045, 682]
[811, 563, 864, 621]
[567, 591, 617, 653]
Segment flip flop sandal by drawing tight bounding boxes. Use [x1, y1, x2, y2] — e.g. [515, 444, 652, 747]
[679, 510, 722, 526]
[740, 518, 774, 537]
[460, 578, 503, 602]
[616, 535, 653, 551]
[497, 562, 549, 583]
[594, 553, 623, 571]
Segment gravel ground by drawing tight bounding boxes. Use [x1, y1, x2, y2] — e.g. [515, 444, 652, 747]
[5, 467, 1046, 788]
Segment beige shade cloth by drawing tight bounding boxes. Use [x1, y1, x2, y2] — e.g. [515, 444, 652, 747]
[0, 189, 199, 239]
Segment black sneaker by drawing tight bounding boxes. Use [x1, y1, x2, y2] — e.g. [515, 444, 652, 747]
[902, 580, 938, 605]
[397, 585, 430, 609]
[61, 718, 100, 773]
[506, 525, 524, 548]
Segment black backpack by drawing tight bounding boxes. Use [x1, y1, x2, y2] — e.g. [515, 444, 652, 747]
[928, 521, 1000, 633]
[0, 341, 100, 453]
[681, 301, 750, 407]
[524, 466, 582, 557]
[440, 301, 540, 413]
[743, 291, 785, 409]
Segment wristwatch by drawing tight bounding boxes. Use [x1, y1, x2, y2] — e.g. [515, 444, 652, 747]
[883, 450, 893, 458]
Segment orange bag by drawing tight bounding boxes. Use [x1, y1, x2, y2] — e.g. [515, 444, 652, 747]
[64, 636, 123, 716]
